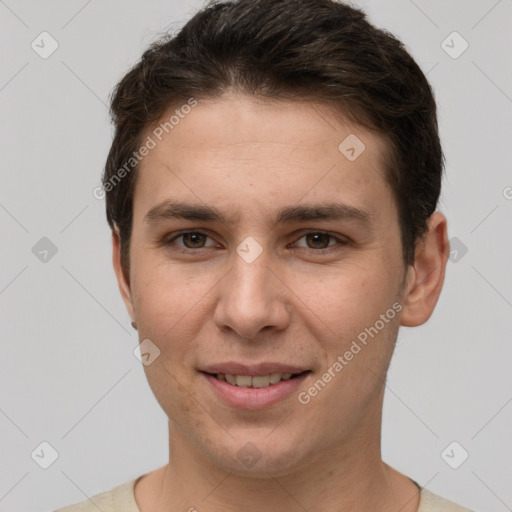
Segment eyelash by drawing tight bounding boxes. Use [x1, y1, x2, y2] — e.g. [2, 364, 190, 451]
[163, 230, 349, 255]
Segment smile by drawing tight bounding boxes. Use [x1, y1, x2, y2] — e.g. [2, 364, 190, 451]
[202, 370, 310, 410]
[212, 372, 299, 388]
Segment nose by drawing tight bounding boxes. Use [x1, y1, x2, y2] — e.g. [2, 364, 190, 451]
[213, 246, 291, 341]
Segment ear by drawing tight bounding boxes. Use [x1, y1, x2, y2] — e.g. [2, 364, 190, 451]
[112, 228, 135, 323]
[400, 212, 449, 327]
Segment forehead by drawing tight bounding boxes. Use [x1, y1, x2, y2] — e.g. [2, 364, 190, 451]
[144, 95, 388, 158]
[134, 95, 394, 222]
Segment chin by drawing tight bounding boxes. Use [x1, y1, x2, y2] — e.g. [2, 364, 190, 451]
[202, 430, 309, 478]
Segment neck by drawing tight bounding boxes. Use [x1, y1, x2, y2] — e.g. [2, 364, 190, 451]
[135, 396, 420, 512]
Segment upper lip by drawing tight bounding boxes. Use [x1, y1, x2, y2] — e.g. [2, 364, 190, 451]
[200, 362, 309, 376]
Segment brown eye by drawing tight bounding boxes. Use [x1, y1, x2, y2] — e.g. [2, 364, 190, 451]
[293, 231, 348, 253]
[163, 230, 219, 252]
[181, 232, 207, 248]
[305, 233, 332, 249]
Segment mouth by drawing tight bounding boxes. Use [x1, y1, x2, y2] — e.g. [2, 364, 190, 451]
[200, 366, 311, 409]
[204, 371, 308, 389]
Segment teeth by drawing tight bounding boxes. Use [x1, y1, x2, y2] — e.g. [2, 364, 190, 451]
[236, 375, 252, 388]
[225, 374, 237, 385]
[215, 372, 299, 388]
[252, 375, 270, 388]
[269, 372, 282, 384]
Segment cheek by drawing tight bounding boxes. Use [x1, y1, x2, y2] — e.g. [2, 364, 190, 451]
[141, 357, 211, 438]
[287, 258, 400, 343]
[130, 254, 220, 342]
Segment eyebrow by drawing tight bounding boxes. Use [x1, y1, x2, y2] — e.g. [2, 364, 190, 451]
[144, 200, 372, 227]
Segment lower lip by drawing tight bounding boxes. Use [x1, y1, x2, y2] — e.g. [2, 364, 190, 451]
[202, 372, 310, 410]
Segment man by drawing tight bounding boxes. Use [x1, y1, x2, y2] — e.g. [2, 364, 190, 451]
[56, 0, 474, 510]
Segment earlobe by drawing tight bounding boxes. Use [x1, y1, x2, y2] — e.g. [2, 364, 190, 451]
[400, 212, 449, 327]
[112, 229, 136, 322]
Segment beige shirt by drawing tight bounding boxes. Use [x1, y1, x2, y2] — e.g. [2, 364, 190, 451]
[53, 475, 474, 512]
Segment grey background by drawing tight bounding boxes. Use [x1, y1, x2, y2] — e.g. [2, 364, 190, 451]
[1, 1, 511, 511]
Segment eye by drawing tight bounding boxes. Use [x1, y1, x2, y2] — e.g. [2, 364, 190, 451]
[162, 230, 348, 255]
[165, 231, 218, 250]
[293, 232, 347, 252]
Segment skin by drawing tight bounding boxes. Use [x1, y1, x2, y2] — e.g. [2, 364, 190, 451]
[112, 93, 449, 512]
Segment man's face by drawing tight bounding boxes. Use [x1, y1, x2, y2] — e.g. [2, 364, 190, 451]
[121, 95, 409, 475]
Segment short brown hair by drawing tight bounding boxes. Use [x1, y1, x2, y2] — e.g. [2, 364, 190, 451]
[103, 0, 443, 273]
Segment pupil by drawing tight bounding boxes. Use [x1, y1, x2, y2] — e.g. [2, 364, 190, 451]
[184, 233, 205, 248]
[307, 233, 329, 249]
